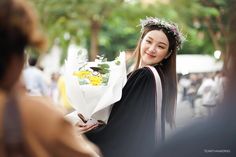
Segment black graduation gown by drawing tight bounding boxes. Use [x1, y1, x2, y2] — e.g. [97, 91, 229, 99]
[85, 67, 161, 157]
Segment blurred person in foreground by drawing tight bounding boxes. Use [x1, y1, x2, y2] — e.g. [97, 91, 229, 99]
[0, 0, 100, 156]
[153, 2, 236, 157]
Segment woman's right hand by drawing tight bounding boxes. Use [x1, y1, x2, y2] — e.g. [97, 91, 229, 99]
[75, 113, 106, 134]
[75, 113, 99, 134]
[75, 122, 99, 134]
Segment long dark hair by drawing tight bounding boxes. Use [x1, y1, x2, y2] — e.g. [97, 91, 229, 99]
[133, 25, 178, 127]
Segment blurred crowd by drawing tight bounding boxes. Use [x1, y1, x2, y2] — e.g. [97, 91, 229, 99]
[20, 55, 73, 114]
[178, 70, 227, 118]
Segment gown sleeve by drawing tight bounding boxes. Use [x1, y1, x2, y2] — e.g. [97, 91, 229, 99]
[85, 67, 159, 157]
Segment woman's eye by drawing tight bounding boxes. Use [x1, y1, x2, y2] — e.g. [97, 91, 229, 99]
[146, 40, 151, 43]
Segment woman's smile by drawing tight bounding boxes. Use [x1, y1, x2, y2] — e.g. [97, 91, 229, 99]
[145, 51, 156, 57]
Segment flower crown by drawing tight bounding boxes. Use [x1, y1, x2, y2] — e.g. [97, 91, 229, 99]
[140, 17, 185, 50]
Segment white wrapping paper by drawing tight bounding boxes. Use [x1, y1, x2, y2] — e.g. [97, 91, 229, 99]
[64, 51, 127, 124]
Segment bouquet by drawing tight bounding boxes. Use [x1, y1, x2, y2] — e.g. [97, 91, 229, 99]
[64, 50, 127, 125]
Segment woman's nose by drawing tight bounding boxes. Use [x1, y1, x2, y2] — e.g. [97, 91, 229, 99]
[148, 45, 156, 53]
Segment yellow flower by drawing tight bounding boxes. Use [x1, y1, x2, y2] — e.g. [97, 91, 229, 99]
[73, 70, 91, 79]
[89, 75, 103, 86]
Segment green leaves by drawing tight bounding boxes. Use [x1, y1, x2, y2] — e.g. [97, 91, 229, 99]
[29, 0, 229, 62]
[97, 64, 110, 74]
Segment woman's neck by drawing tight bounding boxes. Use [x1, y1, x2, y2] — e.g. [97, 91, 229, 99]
[139, 61, 146, 68]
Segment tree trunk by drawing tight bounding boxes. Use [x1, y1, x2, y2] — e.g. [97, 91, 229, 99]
[204, 17, 221, 50]
[90, 19, 101, 61]
[226, 0, 236, 72]
[224, 0, 236, 103]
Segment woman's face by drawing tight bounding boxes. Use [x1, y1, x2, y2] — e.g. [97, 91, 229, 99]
[140, 30, 169, 66]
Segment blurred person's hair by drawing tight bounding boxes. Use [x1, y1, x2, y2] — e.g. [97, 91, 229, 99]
[28, 56, 38, 66]
[0, 0, 46, 80]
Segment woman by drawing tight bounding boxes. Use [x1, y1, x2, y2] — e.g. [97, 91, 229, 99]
[0, 0, 99, 156]
[83, 17, 184, 157]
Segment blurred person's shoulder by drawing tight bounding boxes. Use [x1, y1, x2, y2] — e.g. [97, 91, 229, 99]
[18, 93, 70, 137]
[19, 93, 66, 122]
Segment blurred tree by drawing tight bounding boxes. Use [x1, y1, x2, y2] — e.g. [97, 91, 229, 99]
[170, 0, 228, 57]
[222, 0, 235, 71]
[99, 0, 188, 59]
[99, 0, 216, 57]
[30, 0, 125, 61]
[226, 0, 236, 83]
[29, 0, 82, 63]
[29, 0, 230, 64]
[199, 0, 227, 51]
[74, 0, 125, 60]
[100, 1, 159, 60]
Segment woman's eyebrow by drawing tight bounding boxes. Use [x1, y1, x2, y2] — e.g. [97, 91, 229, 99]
[159, 42, 168, 46]
[147, 36, 153, 40]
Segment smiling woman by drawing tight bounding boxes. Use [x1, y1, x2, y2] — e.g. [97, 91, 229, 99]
[79, 17, 185, 157]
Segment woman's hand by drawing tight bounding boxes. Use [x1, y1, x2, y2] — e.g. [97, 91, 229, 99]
[75, 113, 106, 134]
[75, 113, 98, 134]
[75, 122, 99, 134]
